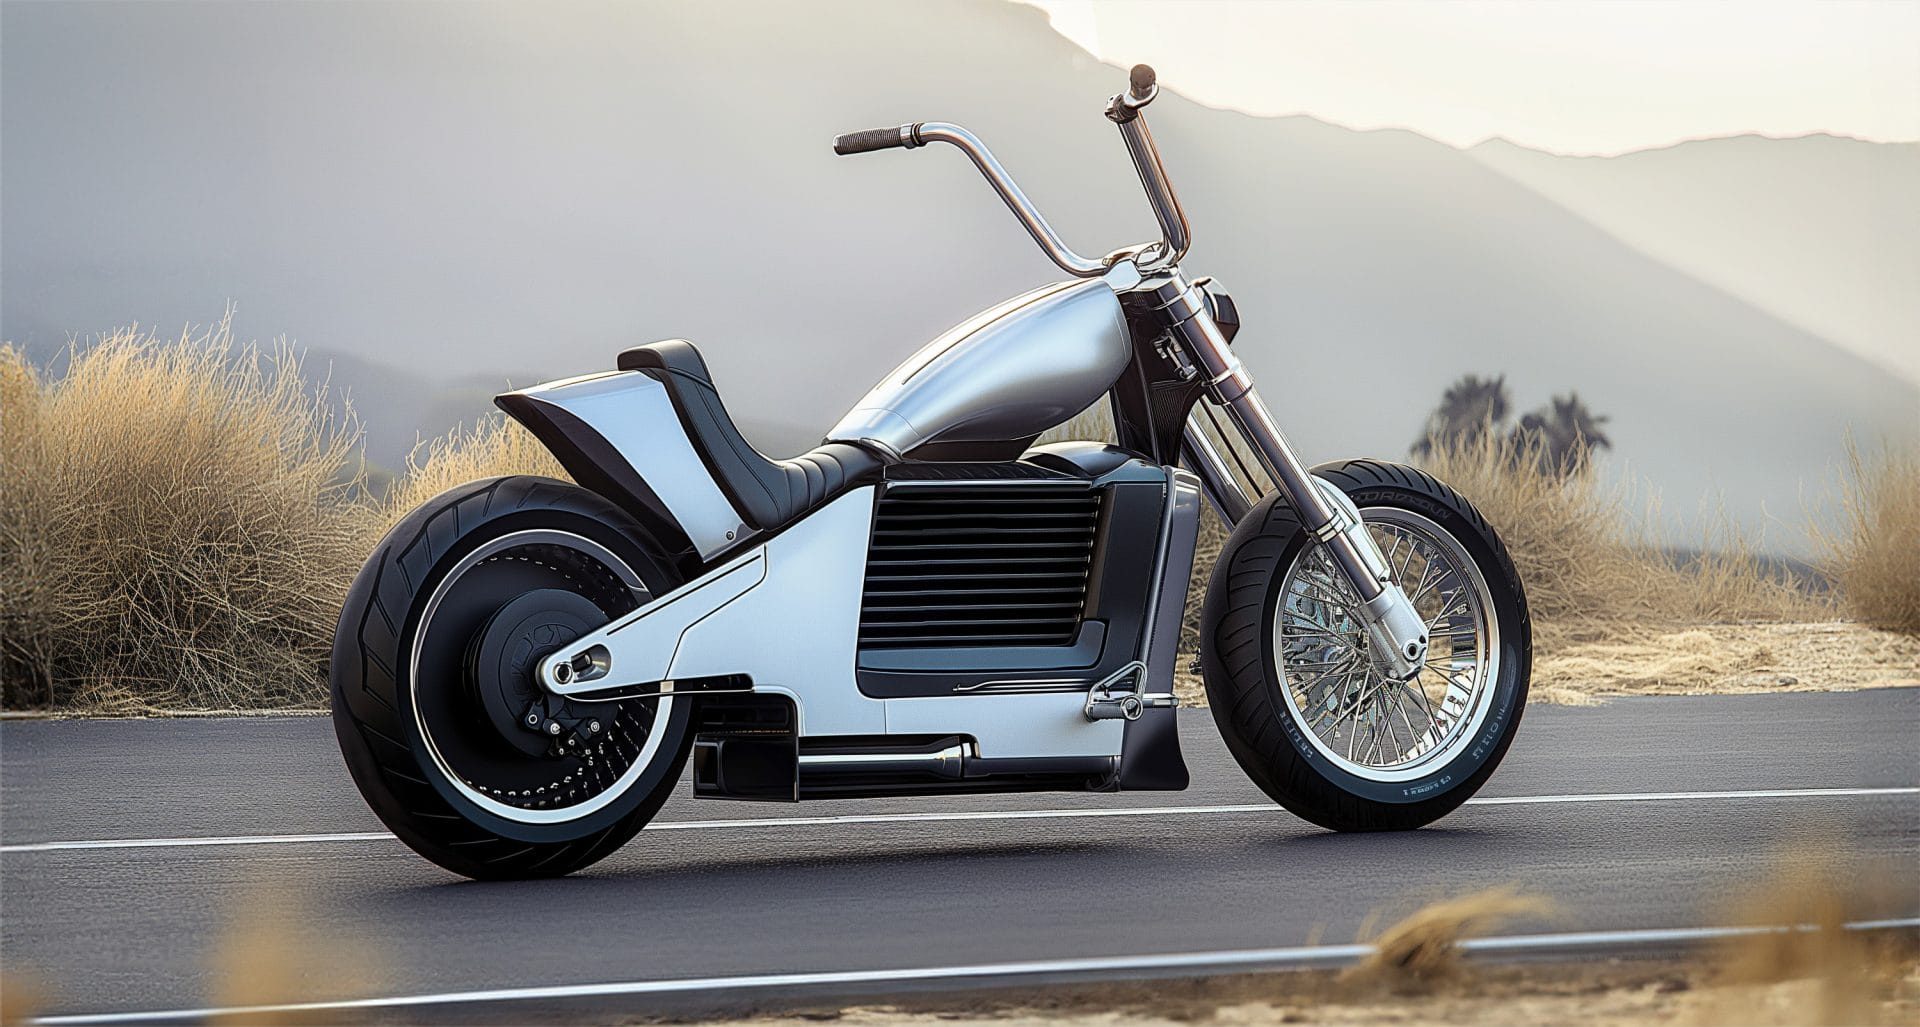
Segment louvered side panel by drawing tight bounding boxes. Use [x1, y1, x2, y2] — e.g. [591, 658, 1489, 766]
[859, 485, 1100, 648]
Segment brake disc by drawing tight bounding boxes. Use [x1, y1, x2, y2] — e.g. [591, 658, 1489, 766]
[466, 588, 606, 758]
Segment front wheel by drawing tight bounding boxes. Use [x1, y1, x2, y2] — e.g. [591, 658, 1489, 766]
[1200, 459, 1531, 831]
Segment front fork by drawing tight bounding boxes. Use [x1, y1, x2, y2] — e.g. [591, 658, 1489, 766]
[1155, 274, 1431, 679]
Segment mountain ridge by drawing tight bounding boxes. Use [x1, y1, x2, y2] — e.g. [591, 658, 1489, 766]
[1474, 130, 1920, 161]
[3, 0, 1911, 555]
[1469, 130, 1920, 385]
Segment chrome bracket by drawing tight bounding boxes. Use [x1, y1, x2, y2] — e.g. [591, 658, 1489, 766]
[1083, 660, 1176, 721]
[1152, 333, 1200, 381]
[1306, 501, 1354, 544]
[1308, 478, 1431, 679]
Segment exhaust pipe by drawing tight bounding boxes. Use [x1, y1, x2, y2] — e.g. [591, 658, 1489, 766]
[799, 739, 969, 781]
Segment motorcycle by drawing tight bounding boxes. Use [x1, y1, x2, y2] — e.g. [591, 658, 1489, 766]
[331, 65, 1531, 880]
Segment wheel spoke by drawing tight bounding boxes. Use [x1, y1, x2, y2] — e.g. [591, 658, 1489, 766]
[1274, 508, 1497, 779]
[1312, 673, 1375, 731]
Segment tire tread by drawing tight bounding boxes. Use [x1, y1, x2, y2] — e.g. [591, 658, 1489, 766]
[330, 475, 691, 879]
[1199, 460, 1531, 832]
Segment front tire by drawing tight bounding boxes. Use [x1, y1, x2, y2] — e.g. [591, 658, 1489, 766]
[331, 475, 693, 879]
[1200, 459, 1531, 831]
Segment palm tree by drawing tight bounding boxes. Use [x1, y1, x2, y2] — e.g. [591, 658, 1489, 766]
[1509, 392, 1611, 478]
[1411, 374, 1511, 457]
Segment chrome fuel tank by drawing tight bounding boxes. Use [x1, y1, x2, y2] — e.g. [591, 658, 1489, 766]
[827, 278, 1131, 458]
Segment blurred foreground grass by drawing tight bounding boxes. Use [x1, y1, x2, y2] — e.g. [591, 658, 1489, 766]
[4, 842, 1907, 1025]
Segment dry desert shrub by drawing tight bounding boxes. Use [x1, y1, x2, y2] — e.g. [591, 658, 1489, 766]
[1819, 441, 1920, 635]
[0, 322, 366, 709]
[376, 413, 569, 530]
[1416, 433, 1825, 645]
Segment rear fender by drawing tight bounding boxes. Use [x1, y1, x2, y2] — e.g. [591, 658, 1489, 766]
[495, 372, 748, 574]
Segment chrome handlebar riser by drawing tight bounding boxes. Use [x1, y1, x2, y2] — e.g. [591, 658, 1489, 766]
[913, 123, 1109, 278]
[893, 71, 1192, 279]
[1113, 114, 1191, 269]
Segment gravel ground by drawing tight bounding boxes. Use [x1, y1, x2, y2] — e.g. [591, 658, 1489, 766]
[1175, 619, 1919, 708]
[649, 954, 1920, 1027]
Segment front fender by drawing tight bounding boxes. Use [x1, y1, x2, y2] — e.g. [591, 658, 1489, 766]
[496, 371, 747, 573]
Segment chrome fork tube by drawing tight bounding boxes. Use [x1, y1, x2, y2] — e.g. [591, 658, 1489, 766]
[1152, 275, 1346, 547]
[1153, 273, 1430, 677]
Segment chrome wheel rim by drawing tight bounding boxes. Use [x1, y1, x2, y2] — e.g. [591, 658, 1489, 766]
[408, 529, 676, 825]
[1273, 508, 1499, 783]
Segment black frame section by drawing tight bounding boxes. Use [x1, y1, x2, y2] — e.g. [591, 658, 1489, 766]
[1107, 277, 1239, 465]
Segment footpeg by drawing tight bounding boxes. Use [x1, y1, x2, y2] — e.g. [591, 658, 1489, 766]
[1083, 661, 1175, 721]
[1085, 693, 1143, 721]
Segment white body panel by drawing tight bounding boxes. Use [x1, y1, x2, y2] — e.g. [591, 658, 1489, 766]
[581, 553, 767, 686]
[501, 372, 747, 558]
[665, 489, 882, 735]
[547, 488, 1125, 759]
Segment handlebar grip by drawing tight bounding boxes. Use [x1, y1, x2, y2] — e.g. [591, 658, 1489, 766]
[833, 125, 920, 155]
[1129, 64, 1156, 100]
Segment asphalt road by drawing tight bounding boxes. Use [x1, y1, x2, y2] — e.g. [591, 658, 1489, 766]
[3, 690, 1917, 1022]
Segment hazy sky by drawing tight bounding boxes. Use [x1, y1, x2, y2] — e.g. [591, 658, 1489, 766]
[1018, 0, 1920, 155]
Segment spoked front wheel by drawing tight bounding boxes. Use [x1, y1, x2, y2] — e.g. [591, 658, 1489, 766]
[1200, 460, 1531, 831]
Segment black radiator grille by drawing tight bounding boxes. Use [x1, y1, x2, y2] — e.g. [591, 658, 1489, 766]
[859, 485, 1101, 648]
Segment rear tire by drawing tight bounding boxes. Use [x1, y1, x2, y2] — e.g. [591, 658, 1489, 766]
[330, 475, 693, 879]
[1199, 459, 1531, 831]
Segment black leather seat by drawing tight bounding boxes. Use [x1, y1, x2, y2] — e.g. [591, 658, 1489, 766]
[619, 340, 885, 534]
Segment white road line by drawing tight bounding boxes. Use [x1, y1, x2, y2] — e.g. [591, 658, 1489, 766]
[1465, 786, 1920, 806]
[3, 786, 1913, 855]
[0, 831, 398, 853]
[32, 917, 1920, 1026]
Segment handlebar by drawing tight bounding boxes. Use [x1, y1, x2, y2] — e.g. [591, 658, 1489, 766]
[1129, 63, 1157, 102]
[919, 123, 1109, 276]
[832, 124, 920, 156]
[1105, 66, 1192, 266]
[832, 63, 1193, 278]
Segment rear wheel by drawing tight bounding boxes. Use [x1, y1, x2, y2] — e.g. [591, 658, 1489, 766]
[1200, 460, 1531, 831]
[331, 475, 693, 879]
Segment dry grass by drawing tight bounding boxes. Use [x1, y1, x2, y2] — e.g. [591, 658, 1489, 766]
[1819, 440, 1920, 635]
[0, 972, 46, 1026]
[0, 319, 571, 712]
[0, 321, 368, 710]
[1406, 436, 1895, 703]
[1533, 620, 1919, 701]
[1688, 841, 1918, 1026]
[199, 882, 386, 1025]
[1416, 433, 1826, 643]
[377, 413, 568, 528]
[1346, 887, 1555, 992]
